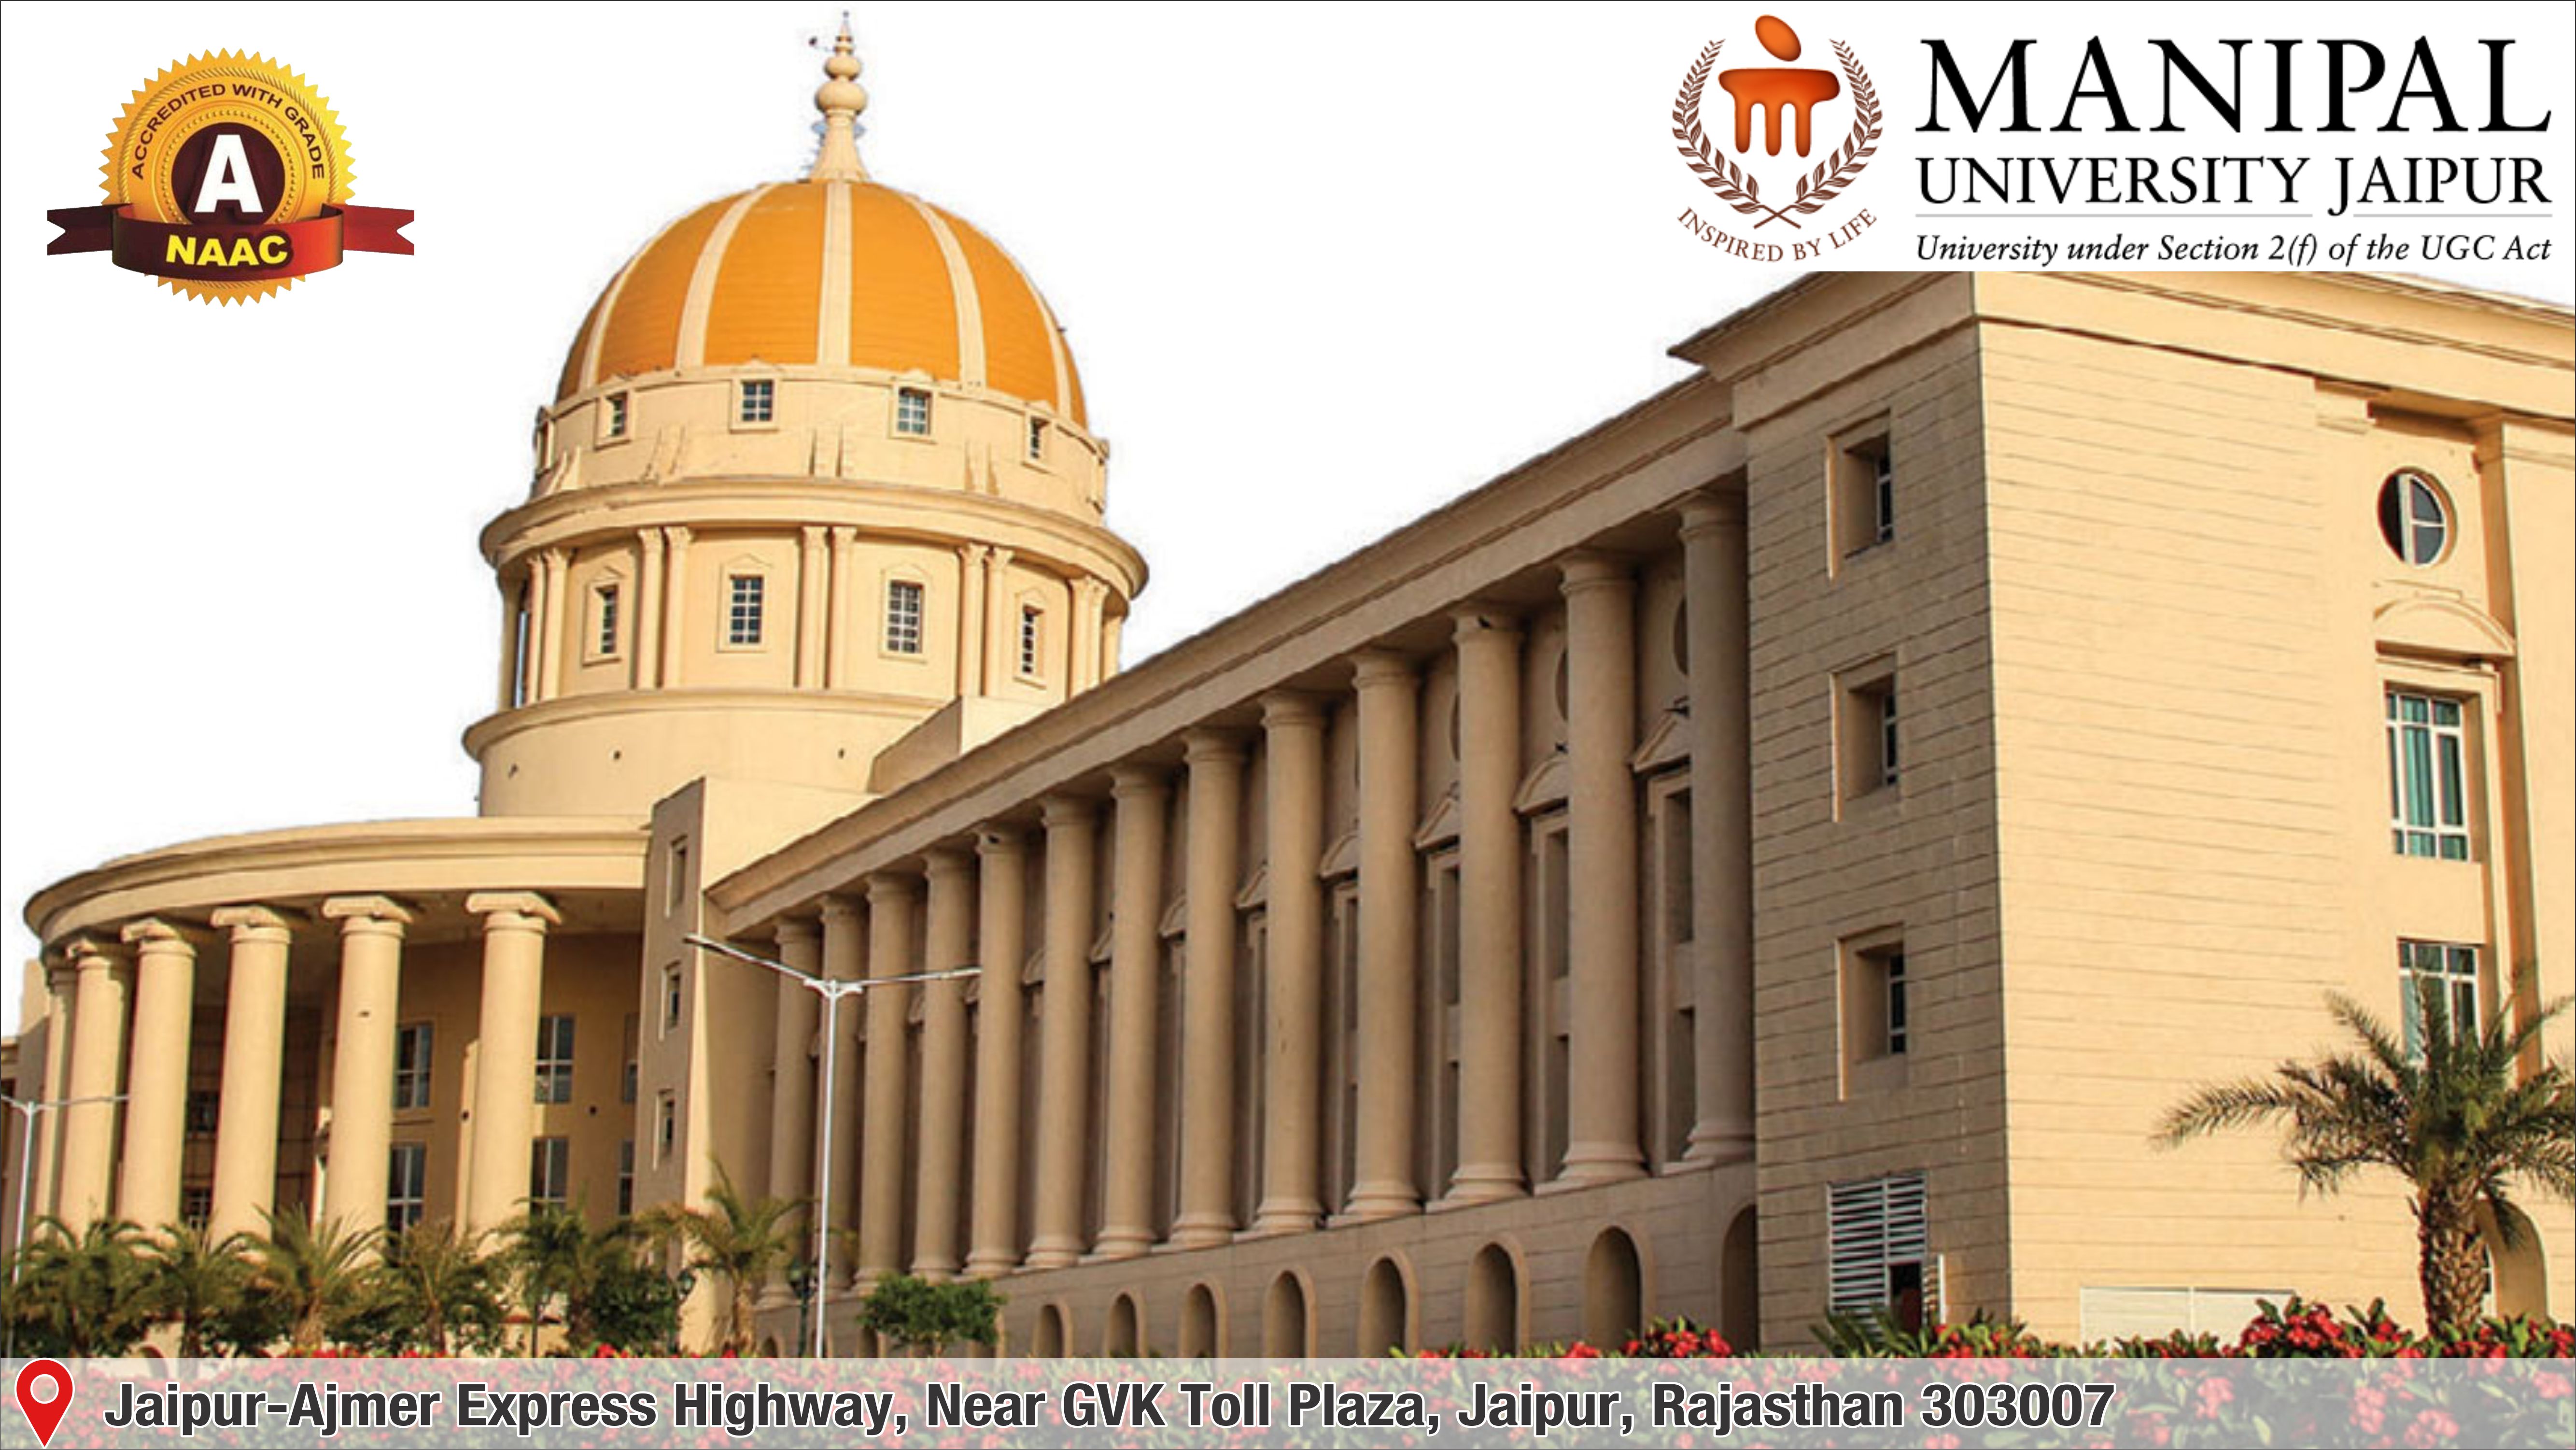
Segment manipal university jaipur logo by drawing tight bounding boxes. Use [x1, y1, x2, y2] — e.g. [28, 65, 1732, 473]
[1673, 14, 1882, 259]
[45, 51, 412, 303]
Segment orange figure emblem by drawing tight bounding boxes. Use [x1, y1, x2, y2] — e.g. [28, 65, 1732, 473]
[1718, 15, 1841, 157]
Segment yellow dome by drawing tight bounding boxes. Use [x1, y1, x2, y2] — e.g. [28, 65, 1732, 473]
[554, 179, 1085, 426]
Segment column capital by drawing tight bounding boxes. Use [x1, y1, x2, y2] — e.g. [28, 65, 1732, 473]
[1039, 793, 1097, 828]
[1182, 726, 1248, 765]
[1451, 602, 1524, 643]
[1110, 762, 1169, 799]
[1676, 489, 1747, 535]
[925, 846, 976, 883]
[820, 892, 866, 927]
[662, 524, 694, 549]
[974, 823, 1027, 856]
[120, 917, 201, 956]
[210, 904, 298, 944]
[1072, 575, 1110, 605]
[987, 545, 1017, 572]
[59, 934, 120, 971]
[1352, 648, 1417, 690]
[958, 541, 992, 568]
[863, 872, 917, 910]
[1558, 549, 1636, 594]
[774, 916, 823, 948]
[464, 891, 561, 930]
[321, 896, 417, 935]
[1260, 690, 1330, 729]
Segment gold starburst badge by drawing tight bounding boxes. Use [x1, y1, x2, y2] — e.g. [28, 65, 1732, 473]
[47, 51, 412, 303]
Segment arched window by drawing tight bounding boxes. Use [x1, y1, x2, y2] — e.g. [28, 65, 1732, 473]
[1105, 1292, 1142, 1356]
[1721, 1206, 1762, 1350]
[1033, 1302, 1070, 1358]
[1464, 1243, 1519, 1353]
[1180, 1283, 1222, 1356]
[1359, 1257, 1410, 1355]
[1583, 1227, 1645, 1349]
[1262, 1272, 1310, 1357]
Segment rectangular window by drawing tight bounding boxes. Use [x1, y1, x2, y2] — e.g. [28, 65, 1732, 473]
[655, 1091, 678, 1164]
[1884, 949, 1909, 1055]
[393, 1023, 434, 1110]
[186, 1088, 220, 1137]
[725, 574, 766, 646]
[621, 1012, 640, 1105]
[604, 392, 629, 439]
[1839, 932, 1909, 1089]
[1829, 1172, 1929, 1326]
[618, 1139, 636, 1216]
[2399, 940, 2480, 1054]
[529, 1137, 572, 1206]
[738, 378, 775, 424]
[1835, 429, 1894, 559]
[1027, 416, 1048, 461]
[665, 838, 689, 915]
[1018, 605, 1042, 678]
[2387, 691, 2471, 860]
[182, 1186, 212, 1228]
[387, 1142, 428, 1232]
[510, 589, 534, 708]
[535, 1014, 576, 1104]
[1838, 665, 1899, 804]
[895, 386, 932, 437]
[593, 583, 620, 658]
[662, 964, 684, 1034]
[885, 578, 925, 655]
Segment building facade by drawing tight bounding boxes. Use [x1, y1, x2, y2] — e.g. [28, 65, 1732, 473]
[10, 34, 2572, 1355]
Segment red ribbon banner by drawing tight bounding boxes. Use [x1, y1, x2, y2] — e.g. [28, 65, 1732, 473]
[45, 203, 414, 282]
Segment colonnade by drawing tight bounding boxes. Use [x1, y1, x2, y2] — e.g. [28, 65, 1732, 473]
[34, 892, 567, 1241]
[760, 506, 1755, 1287]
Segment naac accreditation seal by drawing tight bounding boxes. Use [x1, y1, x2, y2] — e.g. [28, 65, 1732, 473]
[45, 51, 412, 303]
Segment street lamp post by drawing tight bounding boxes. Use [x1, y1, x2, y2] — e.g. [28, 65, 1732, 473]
[684, 932, 976, 1358]
[0, 1089, 129, 1358]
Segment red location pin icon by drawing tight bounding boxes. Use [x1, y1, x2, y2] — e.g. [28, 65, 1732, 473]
[14, 1358, 73, 1447]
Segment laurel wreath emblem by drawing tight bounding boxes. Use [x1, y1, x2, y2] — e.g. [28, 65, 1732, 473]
[1672, 38, 1882, 230]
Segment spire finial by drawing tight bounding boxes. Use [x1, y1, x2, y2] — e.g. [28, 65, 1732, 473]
[810, 14, 869, 181]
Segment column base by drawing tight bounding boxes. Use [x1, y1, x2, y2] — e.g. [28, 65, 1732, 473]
[1558, 1141, 1648, 1185]
[1086, 1231, 1152, 1262]
[1246, 1198, 1323, 1237]
[1023, 1238, 1084, 1269]
[1167, 1212, 1237, 1249]
[960, 1252, 1020, 1279]
[911, 1263, 957, 1284]
[1680, 1122, 1755, 1168]
[1436, 1165, 1527, 1208]
[1339, 1182, 1422, 1223]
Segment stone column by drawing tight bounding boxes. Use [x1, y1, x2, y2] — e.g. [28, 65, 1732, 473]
[116, 919, 197, 1231]
[1026, 795, 1096, 1267]
[208, 908, 293, 1238]
[535, 547, 569, 700]
[464, 893, 557, 1233]
[1680, 494, 1756, 1163]
[1102, 612, 1126, 680]
[857, 873, 916, 1288]
[56, 938, 128, 1231]
[1173, 729, 1245, 1247]
[964, 826, 1027, 1278]
[980, 548, 1016, 696]
[1561, 552, 1645, 1183]
[956, 545, 989, 697]
[797, 525, 830, 689]
[660, 526, 692, 687]
[633, 527, 665, 690]
[1098, 765, 1169, 1258]
[1449, 607, 1526, 1203]
[1253, 692, 1328, 1235]
[320, 897, 411, 1238]
[826, 526, 858, 688]
[1349, 651, 1422, 1220]
[914, 851, 973, 1280]
[819, 896, 865, 1279]
[30, 963, 75, 1221]
[763, 917, 822, 1306]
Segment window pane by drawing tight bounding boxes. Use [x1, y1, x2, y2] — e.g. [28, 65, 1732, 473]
[2403, 729, 2434, 827]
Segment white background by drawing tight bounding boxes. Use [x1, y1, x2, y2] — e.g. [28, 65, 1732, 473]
[4, 2, 2569, 1029]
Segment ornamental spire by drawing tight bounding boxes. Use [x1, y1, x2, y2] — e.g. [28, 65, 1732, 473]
[810, 15, 869, 181]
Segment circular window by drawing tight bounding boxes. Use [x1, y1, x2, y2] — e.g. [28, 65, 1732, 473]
[2378, 470, 2449, 567]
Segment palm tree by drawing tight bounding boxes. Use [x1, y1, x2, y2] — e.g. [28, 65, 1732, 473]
[8, 1216, 160, 1356]
[146, 1222, 253, 1357]
[246, 1207, 381, 1355]
[498, 1199, 637, 1354]
[2158, 978, 2574, 1330]
[642, 1168, 803, 1356]
[378, 1219, 495, 1356]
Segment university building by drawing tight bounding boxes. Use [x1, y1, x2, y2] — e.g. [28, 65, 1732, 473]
[7, 34, 2570, 1354]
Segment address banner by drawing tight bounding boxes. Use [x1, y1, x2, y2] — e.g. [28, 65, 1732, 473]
[7, 1355, 2569, 1448]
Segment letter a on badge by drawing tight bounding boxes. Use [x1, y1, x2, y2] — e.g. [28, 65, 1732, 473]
[193, 133, 264, 214]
